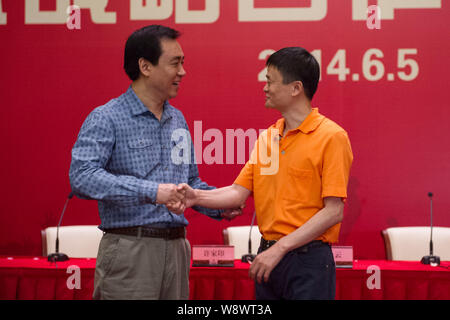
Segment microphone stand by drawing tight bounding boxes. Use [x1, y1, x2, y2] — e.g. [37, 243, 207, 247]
[47, 192, 73, 262]
[421, 192, 440, 267]
[241, 211, 257, 263]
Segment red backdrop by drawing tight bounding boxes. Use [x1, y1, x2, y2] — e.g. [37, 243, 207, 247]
[0, 0, 449, 259]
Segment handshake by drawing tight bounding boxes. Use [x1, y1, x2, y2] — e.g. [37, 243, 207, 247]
[155, 183, 244, 221]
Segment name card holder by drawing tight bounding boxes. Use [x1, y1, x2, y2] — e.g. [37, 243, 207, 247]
[331, 245, 353, 268]
[192, 245, 234, 267]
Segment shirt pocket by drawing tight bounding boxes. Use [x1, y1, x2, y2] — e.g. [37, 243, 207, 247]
[283, 167, 313, 203]
[127, 138, 160, 178]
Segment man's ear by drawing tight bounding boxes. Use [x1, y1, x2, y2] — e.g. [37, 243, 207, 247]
[292, 80, 304, 97]
[138, 57, 153, 77]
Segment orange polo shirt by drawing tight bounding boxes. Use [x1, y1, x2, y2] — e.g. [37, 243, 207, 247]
[234, 108, 353, 243]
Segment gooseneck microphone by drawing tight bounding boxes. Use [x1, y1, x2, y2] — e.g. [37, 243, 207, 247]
[241, 211, 257, 263]
[421, 192, 440, 267]
[47, 192, 74, 262]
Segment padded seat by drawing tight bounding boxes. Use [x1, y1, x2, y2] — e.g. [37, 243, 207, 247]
[42, 225, 103, 258]
[223, 226, 262, 259]
[381, 226, 450, 261]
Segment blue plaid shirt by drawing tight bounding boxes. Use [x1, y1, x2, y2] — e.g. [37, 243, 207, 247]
[69, 86, 221, 229]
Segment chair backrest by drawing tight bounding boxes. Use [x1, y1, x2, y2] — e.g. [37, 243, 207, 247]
[42, 225, 103, 258]
[382, 226, 450, 261]
[223, 226, 262, 259]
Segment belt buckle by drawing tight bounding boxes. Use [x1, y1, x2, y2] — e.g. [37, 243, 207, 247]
[263, 239, 269, 250]
[262, 239, 275, 251]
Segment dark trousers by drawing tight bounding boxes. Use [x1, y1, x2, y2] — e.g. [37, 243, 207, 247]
[255, 241, 336, 300]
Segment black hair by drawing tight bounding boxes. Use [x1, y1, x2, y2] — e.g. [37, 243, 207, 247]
[124, 25, 180, 81]
[266, 47, 320, 100]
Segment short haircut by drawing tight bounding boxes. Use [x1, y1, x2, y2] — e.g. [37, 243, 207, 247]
[124, 25, 180, 81]
[266, 47, 320, 100]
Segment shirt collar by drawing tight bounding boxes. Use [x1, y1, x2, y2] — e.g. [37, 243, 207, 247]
[274, 108, 325, 135]
[125, 86, 173, 121]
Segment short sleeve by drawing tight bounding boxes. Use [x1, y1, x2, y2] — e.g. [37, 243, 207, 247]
[321, 130, 353, 199]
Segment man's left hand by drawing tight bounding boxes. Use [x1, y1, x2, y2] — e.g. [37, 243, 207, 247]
[221, 203, 245, 221]
[166, 200, 186, 215]
[249, 244, 286, 284]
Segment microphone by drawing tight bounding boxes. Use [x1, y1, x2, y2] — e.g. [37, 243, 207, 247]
[47, 192, 74, 262]
[241, 211, 257, 263]
[421, 192, 440, 267]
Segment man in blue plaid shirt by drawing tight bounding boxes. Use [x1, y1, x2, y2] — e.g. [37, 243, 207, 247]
[69, 25, 242, 300]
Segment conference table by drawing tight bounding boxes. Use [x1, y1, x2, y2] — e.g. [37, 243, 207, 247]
[0, 256, 449, 300]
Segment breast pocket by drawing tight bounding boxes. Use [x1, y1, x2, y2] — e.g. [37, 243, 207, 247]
[283, 167, 313, 203]
[127, 138, 160, 178]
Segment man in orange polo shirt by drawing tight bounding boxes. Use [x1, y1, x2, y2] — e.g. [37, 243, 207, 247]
[179, 47, 353, 299]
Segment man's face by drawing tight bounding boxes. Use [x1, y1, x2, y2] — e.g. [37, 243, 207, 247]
[148, 38, 186, 100]
[263, 66, 293, 110]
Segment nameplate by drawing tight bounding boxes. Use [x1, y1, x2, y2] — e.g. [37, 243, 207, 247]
[331, 245, 353, 268]
[192, 245, 234, 267]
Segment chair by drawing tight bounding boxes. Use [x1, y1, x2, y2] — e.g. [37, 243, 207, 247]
[381, 226, 450, 261]
[223, 226, 262, 259]
[41, 225, 104, 258]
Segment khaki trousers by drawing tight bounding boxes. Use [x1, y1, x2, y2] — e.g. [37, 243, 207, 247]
[93, 232, 191, 300]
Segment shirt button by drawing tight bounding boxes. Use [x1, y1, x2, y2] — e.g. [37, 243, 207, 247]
[281, 150, 285, 155]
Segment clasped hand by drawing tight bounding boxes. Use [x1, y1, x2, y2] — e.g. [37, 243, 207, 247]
[156, 183, 243, 220]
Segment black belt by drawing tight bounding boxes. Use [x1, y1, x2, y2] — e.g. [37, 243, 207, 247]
[260, 238, 329, 253]
[105, 226, 185, 240]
